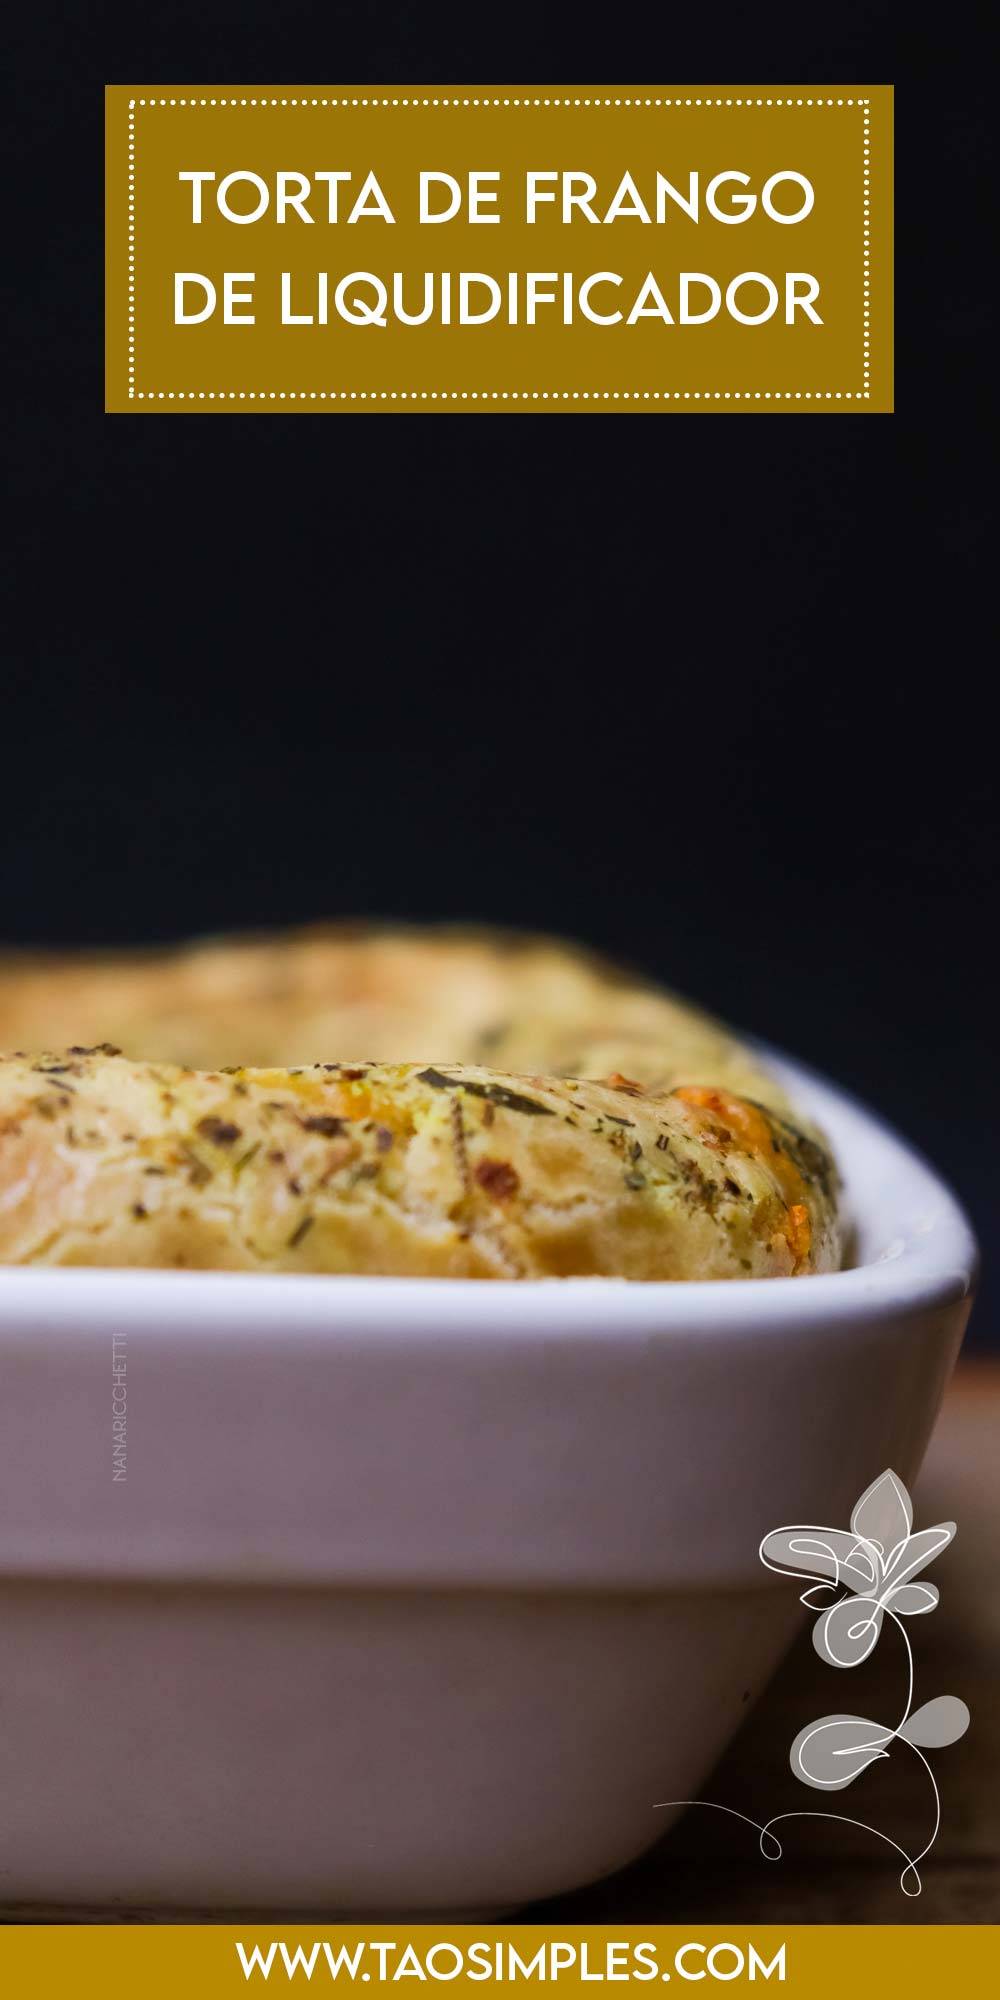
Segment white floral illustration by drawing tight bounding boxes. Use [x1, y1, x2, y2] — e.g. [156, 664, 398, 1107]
[759, 1469, 955, 1668]
[655, 1469, 970, 1895]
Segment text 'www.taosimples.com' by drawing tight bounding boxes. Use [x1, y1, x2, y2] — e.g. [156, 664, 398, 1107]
[235, 1941, 786, 1984]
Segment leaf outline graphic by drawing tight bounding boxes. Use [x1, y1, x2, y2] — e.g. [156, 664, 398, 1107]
[789, 1712, 895, 1790]
[898, 1697, 971, 1749]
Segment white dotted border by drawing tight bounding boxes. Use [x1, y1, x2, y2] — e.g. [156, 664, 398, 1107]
[133, 390, 867, 401]
[124, 94, 874, 406]
[130, 94, 867, 110]
[862, 100, 870, 388]
[127, 104, 135, 393]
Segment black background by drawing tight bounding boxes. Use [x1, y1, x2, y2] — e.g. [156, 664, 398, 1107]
[5, 6, 995, 1344]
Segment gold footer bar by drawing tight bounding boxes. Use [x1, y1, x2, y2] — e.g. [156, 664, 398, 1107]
[0, 1925, 996, 1997]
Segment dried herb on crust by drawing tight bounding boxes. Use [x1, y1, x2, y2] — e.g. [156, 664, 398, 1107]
[416, 1067, 555, 1117]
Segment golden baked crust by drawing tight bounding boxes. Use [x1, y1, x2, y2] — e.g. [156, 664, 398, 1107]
[0, 925, 785, 1106]
[0, 1049, 840, 1279]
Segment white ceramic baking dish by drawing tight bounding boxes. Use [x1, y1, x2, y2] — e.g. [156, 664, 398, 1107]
[0, 1054, 976, 1913]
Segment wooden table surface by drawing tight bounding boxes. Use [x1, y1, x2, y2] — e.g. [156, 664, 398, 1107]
[539, 1357, 1000, 1924]
[3, 1359, 997, 1927]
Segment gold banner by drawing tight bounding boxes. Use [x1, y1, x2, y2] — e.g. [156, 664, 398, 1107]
[0, 1925, 993, 1995]
[105, 86, 892, 411]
